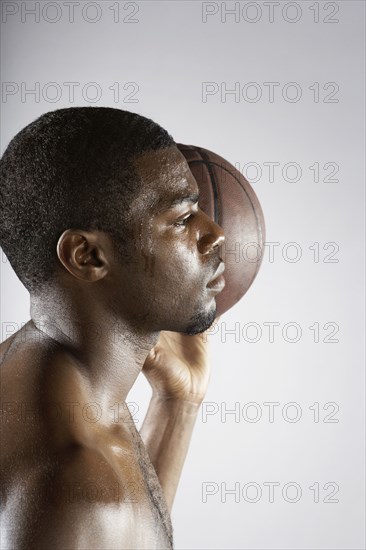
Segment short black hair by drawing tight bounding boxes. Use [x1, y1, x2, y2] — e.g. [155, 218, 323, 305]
[0, 106, 175, 293]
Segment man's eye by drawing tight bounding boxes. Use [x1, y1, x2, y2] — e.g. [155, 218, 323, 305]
[174, 214, 194, 227]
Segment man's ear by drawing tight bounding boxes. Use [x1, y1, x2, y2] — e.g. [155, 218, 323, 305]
[56, 229, 110, 282]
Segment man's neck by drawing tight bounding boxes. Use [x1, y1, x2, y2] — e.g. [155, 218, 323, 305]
[29, 285, 159, 406]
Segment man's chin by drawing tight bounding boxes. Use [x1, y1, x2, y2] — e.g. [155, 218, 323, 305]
[183, 305, 217, 336]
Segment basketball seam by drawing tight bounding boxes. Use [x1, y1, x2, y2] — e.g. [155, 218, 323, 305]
[209, 161, 265, 278]
[195, 149, 220, 225]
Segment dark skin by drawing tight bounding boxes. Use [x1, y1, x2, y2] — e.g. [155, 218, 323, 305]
[0, 145, 225, 549]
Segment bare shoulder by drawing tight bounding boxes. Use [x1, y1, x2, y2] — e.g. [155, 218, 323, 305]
[1, 439, 159, 550]
[1, 322, 90, 482]
[1, 396, 169, 549]
[0, 326, 172, 549]
[0, 332, 17, 363]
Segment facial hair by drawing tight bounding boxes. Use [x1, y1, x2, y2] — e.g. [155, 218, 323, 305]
[183, 303, 217, 335]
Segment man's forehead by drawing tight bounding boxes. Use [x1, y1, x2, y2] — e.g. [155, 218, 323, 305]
[133, 146, 199, 208]
[133, 145, 190, 180]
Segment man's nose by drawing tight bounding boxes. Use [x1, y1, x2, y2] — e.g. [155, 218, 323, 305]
[197, 213, 225, 255]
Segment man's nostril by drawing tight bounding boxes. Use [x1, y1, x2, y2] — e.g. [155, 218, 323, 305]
[198, 234, 221, 255]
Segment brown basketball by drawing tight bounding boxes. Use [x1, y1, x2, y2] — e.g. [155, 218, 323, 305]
[177, 144, 265, 316]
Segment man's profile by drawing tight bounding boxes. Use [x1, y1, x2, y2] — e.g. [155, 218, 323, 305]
[0, 107, 225, 549]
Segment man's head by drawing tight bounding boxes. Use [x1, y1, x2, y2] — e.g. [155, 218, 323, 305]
[0, 107, 224, 335]
[0, 107, 174, 291]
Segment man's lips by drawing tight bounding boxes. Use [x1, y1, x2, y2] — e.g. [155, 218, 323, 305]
[206, 261, 225, 292]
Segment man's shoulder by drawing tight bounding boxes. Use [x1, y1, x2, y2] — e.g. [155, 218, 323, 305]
[0, 328, 173, 549]
[0, 320, 56, 374]
[0, 333, 17, 363]
[0, 328, 92, 473]
[0, 438, 159, 550]
[0, 328, 139, 481]
[0, 387, 165, 549]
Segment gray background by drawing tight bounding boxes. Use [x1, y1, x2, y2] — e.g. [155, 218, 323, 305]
[0, 1, 365, 548]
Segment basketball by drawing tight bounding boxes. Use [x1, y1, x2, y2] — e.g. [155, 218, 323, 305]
[177, 144, 265, 316]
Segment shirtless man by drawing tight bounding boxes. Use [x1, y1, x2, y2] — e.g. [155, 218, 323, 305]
[0, 107, 225, 549]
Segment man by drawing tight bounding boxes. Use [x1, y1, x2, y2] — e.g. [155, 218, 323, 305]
[0, 107, 225, 549]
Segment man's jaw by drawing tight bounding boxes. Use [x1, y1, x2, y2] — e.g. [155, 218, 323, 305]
[183, 303, 217, 336]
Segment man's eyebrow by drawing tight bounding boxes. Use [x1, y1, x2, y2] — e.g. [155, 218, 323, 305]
[160, 192, 199, 211]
